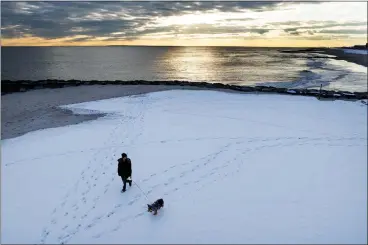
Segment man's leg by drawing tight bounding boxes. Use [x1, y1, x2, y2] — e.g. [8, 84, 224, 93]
[121, 177, 127, 192]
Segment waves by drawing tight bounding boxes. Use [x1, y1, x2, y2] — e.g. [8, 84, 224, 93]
[257, 55, 367, 92]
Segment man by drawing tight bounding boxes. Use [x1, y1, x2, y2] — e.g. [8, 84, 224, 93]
[117, 153, 132, 192]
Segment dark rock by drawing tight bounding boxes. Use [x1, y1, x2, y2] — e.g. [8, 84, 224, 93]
[354, 92, 368, 100]
[0, 79, 364, 101]
[286, 89, 297, 94]
[239, 86, 255, 92]
[274, 87, 288, 93]
[212, 83, 226, 89]
[306, 89, 320, 94]
[260, 87, 277, 92]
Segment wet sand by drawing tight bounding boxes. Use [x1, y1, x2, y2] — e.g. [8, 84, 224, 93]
[1, 85, 237, 140]
[323, 48, 367, 67]
[281, 48, 367, 67]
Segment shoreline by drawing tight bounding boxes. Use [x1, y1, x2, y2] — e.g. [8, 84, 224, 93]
[323, 48, 368, 67]
[281, 47, 368, 67]
[2, 79, 367, 99]
[2, 84, 367, 140]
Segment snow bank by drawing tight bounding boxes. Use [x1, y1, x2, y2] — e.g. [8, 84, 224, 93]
[2, 90, 367, 244]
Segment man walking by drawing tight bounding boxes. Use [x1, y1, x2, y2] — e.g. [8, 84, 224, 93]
[117, 153, 132, 192]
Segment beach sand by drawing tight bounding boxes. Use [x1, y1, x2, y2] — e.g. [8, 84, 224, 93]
[323, 48, 367, 67]
[1, 85, 236, 140]
[1, 85, 175, 140]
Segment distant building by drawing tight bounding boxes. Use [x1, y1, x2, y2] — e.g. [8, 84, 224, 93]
[352, 44, 367, 50]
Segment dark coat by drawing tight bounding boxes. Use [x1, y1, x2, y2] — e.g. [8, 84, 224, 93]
[118, 157, 132, 178]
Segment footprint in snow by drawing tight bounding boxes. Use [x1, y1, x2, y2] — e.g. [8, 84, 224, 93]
[85, 223, 95, 230]
[134, 213, 144, 218]
[93, 233, 103, 239]
[114, 204, 122, 208]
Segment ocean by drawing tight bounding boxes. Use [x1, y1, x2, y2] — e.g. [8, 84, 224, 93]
[2, 46, 367, 92]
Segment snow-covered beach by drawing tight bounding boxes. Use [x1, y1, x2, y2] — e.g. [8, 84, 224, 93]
[1, 85, 209, 140]
[1, 87, 367, 244]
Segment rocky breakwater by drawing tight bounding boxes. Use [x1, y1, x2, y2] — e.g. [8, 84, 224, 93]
[1, 80, 367, 101]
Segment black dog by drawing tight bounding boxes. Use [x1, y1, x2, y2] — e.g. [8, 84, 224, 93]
[147, 198, 164, 215]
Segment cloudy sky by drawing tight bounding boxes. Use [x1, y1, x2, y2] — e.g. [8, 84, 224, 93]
[1, 1, 367, 47]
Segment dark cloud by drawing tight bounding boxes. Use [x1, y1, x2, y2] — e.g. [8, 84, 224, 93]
[283, 21, 367, 30]
[69, 36, 94, 42]
[284, 28, 298, 32]
[270, 21, 302, 26]
[283, 21, 367, 37]
[1, 2, 157, 39]
[318, 29, 367, 34]
[289, 31, 301, 36]
[304, 34, 351, 40]
[0, 1, 285, 40]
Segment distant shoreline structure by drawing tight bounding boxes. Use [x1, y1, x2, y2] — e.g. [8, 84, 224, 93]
[342, 43, 368, 50]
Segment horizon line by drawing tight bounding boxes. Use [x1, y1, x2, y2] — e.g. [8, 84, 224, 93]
[1, 45, 338, 48]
